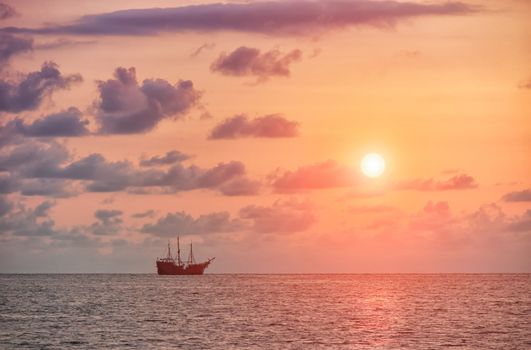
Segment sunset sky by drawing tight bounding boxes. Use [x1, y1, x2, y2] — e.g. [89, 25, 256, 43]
[0, 0, 529, 273]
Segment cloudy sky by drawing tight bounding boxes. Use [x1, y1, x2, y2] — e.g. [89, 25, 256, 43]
[0, 0, 529, 273]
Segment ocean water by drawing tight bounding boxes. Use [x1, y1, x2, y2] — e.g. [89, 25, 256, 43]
[0, 274, 530, 349]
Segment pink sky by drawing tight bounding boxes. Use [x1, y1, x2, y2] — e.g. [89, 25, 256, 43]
[0, 0, 529, 272]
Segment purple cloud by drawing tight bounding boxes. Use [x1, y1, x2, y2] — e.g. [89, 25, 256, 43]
[190, 42, 215, 58]
[0, 139, 259, 196]
[209, 114, 299, 139]
[0, 62, 82, 113]
[502, 189, 531, 202]
[131, 209, 156, 219]
[0, 3, 17, 21]
[211, 47, 302, 81]
[219, 177, 261, 196]
[0, 33, 32, 64]
[142, 211, 246, 237]
[94, 67, 201, 134]
[91, 209, 123, 235]
[0, 1, 477, 36]
[0, 196, 56, 236]
[139, 150, 191, 167]
[12, 107, 89, 137]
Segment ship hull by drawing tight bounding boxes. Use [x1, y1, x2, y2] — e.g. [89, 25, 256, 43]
[156, 260, 211, 275]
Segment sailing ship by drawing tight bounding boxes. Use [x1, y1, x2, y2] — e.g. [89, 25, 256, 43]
[156, 236, 215, 275]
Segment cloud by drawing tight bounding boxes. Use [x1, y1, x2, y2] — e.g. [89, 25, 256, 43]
[209, 114, 299, 139]
[0, 62, 82, 113]
[0, 194, 12, 215]
[139, 150, 191, 167]
[19, 178, 72, 197]
[94, 67, 201, 134]
[141, 211, 246, 237]
[33, 38, 96, 50]
[506, 210, 531, 233]
[131, 209, 156, 219]
[239, 199, 315, 234]
[395, 174, 478, 191]
[0, 140, 69, 179]
[90, 209, 123, 235]
[0, 3, 17, 21]
[0, 197, 56, 236]
[210, 47, 302, 81]
[190, 42, 215, 57]
[0, 1, 477, 36]
[10, 107, 89, 137]
[219, 177, 261, 196]
[0, 33, 32, 64]
[272, 160, 356, 193]
[0, 174, 18, 194]
[502, 189, 531, 202]
[0, 139, 257, 196]
[409, 201, 453, 231]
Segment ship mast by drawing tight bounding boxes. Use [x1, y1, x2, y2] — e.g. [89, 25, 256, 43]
[177, 235, 182, 266]
[188, 241, 196, 265]
[166, 240, 172, 260]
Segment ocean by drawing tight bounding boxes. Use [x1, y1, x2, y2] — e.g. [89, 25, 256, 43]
[1, 274, 530, 349]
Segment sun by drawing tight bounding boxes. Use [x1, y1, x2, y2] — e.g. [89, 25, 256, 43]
[361, 153, 385, 178]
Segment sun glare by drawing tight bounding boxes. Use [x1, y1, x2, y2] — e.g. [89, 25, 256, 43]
[361, 153, 385, 178]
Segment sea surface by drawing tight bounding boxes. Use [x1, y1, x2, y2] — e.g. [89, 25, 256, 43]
[0, 274, 530, 349]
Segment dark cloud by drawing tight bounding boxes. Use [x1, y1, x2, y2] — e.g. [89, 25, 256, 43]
[395, 174, 478, 191]
[62, 154, 133, 192]
[209, 114, 299, 139]
[239, 199, 315, 234]
[11, 107, 89, 137]
[0, 197, 56, 236]
[131, 209, 156, 219]
[0, 62, 82, 113]
[0, 3, 17, 21]
[0, 194, 12, 216]
[502, 189, 531, 202]
[0, 119, 20, 146]
[0, 1, 477, 36]
[195, 161, 246, 188]
[210, 47, 302, 81]
[0, 174, 18, 194]
[272, 160, 356, 193]
[0, 140, 69, 178]
[219, 177, 261, 196]
[141, 210, 245, 237]
[190, 42, 215, 57]
[139, 150, 191, 167]
[0, 33, 32, 64]
[0, 138, 256, 196]
[19, 178, 72, 197]
[34, 38, 96, 50]
[94, 67, 201, 134]
[90, 209, 123, 235]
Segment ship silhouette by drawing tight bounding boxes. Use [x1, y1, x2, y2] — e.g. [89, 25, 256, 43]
[156, 236, 214, 275]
